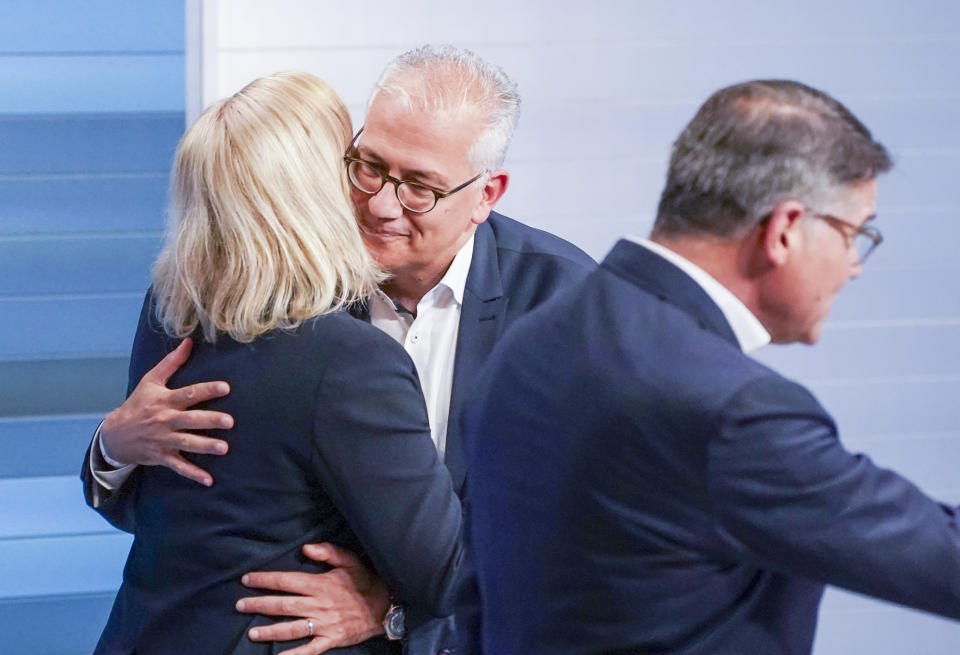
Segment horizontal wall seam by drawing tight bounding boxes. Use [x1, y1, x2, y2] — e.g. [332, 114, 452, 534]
[826, 317, 960, 329]
[0, 292, 144, 302]
[0, 531, 122, 544]
[0, 232, 163, 242]
[0, 172, 168, 181]
[0, 50, 183, 57]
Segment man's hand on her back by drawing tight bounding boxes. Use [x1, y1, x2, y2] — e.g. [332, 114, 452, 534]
[100, 338, 234, 486]
[237, 543, 390, 654]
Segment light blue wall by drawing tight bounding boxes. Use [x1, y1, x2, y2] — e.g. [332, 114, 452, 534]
[0, 2, 184, 653]
[513, 3, 960, 652]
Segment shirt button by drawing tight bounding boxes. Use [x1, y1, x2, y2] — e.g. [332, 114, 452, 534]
[411, 333, 420, 343]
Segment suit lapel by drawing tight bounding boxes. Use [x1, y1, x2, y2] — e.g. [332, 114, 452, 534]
[602, 239, 739, 346]
[445, 221, 505, 495]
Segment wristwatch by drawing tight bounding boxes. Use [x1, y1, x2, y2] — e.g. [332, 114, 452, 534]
[382, 601, 405, 640]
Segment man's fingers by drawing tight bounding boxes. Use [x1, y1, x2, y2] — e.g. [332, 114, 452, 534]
[167, 381, 232, 410]
[278, 636, 337, 655]
[246, 619, 340, 645]
[169, 408, 234, 433]
[246, 618, 312, 643]
[142, 338, 192, 385]
[168, 431, 229, 456]
[241, 571, 320, 595]
[236, 594, 331, 618]
[246, 621, 337, 655]
[302, 542, 362, 568]
[163, 453, 213, 487]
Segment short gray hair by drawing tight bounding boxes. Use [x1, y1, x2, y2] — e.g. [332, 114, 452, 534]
[654, 80, 892, 238]
[369, 44, 521, 171]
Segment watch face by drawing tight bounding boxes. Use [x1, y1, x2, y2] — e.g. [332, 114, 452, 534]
[384, 605, 405, 640]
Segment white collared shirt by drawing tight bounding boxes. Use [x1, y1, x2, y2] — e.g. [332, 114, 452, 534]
[628, 237, 770, 354]
[368, 234, 474, 457]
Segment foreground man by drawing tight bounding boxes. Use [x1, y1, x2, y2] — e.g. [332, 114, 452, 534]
[462, 80, 960, 654]
[83, 46, 594, 653]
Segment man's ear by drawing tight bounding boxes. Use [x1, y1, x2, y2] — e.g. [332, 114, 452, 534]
[761, 199, 806, 267]
[471, 169, 509, 225]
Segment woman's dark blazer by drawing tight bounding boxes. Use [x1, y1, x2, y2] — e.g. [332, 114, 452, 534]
[92, 291, 463, 655]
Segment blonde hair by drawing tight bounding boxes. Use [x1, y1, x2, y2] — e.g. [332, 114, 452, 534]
[153, 71, 383, 343]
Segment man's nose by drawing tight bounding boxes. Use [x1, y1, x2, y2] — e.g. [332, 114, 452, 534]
[365, 182, 405, 220]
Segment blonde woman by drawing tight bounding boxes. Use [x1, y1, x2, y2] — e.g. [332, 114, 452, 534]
[93, 72, 461, 655]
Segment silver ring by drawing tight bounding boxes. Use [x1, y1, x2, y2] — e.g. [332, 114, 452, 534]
[305, 619, 315, 636]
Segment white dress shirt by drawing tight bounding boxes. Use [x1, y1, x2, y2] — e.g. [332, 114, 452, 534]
[628, 237, 770, 354]
[367, 234, 474, 457]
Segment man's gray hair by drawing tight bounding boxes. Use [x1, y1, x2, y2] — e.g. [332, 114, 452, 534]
[369, 44, 521, 172]
[654, 80, 892, 238]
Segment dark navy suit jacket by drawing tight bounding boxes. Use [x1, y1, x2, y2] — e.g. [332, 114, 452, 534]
[87, 303, 462, 655]
[83, 212, 594, 655]
[396, 211, 595, 654]
[462, 239, 960, 654]
[408, 211, 595, 496]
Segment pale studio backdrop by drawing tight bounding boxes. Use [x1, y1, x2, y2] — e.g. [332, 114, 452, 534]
[194, 4, 960, 651]
[1, 1, 958, 653]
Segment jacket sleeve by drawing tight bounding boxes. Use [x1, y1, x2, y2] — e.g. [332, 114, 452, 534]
[310, 334, 463, 619]
[707, 375, 960, 620]
[80, 289, 174, 532]
[454, 486, 483, 655]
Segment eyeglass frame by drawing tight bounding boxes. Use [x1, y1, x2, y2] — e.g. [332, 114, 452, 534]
[342, 127, 486, 214]
[808, 211, 883, 264]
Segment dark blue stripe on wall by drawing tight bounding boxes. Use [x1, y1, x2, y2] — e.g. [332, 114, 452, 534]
[0, 0, 184, 53]
[0, 592, 117, 655]
[0, 113, 183, 174]
[0, 175, 169, 234]
[0, 357, 130, 416]
[0, 236, 160, 295]
[1, 295, 144, 360]
[0, 415, 103, 478]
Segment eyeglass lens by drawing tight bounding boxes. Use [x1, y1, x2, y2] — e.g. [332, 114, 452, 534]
[347, 160, 436, 212]
[854, 233, 876, 262]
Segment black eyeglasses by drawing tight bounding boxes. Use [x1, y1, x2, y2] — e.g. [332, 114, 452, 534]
[343, 128, 485, 214]
[809, 212, 883, 264]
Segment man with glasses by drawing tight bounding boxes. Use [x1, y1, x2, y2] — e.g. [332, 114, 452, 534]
[82, 46, 594, 653]
[461, 80, 960, 654]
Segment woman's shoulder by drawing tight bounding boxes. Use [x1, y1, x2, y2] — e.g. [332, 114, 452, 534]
[293, 310, 412, 366]
[290, 311, 420, 397]
[299, 308, 386, 343]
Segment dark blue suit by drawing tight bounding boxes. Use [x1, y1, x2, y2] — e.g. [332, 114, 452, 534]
[393, 212, 596, 654]
[88, 301, 462, 654]
[463, 239, 960, 654]
[423, 211, 596, 496]
[83, 212, 595, 655]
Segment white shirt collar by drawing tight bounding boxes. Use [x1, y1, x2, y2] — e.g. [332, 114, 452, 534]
[370, 233, 475, 315]
[628, 236, 771, 354]
[434, 233, 474, 307]
[365, 234, 474, 457]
